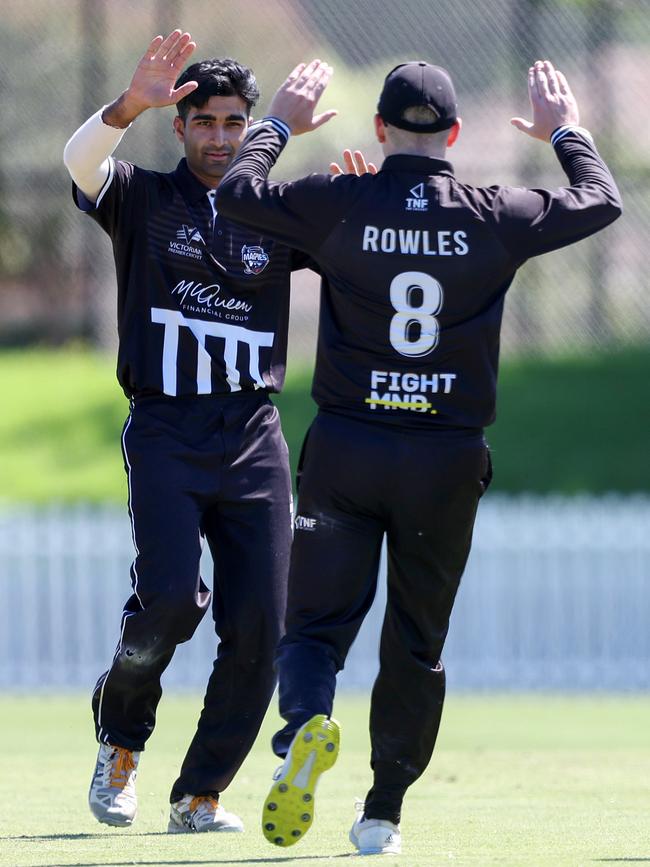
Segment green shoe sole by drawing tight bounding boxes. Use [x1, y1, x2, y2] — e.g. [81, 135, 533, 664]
[262, 714, 341, 847]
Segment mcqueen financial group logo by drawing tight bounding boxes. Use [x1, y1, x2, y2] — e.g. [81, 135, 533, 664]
[168, 225, 205, 260]
[241, 244, 269, 275]
[170, 278, 253, 321]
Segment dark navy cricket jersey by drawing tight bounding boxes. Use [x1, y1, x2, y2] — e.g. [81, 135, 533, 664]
[217, 121, 621, 429]
[73, 153, 308, 398]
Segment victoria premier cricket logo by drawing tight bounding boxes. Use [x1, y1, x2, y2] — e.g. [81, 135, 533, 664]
[241, 244, 270, 275]
[168, 225, 205, 260]
[177, 225, 205, 245]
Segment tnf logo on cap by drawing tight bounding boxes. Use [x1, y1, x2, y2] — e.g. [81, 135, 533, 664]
[405, 183, 429, 212]
[241, 244, 270, 275]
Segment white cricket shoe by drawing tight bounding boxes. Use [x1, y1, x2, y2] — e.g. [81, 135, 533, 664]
[88, 743, 140, 827]
[168, 794, 244, 833]
[349, 800, 402, 855]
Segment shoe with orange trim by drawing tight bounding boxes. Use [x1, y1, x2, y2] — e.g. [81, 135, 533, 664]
[168, 794, 244, 833]
[88, 743, 140, 826]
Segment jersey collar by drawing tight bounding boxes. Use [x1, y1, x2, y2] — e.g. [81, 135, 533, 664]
[171, 158, 214, 204]
[380, 154, 454, 176]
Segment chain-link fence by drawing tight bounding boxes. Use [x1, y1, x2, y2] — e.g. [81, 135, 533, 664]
[1, 0, 648, 360]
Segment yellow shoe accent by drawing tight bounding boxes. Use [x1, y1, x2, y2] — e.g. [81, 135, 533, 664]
[262, 714, 340, 847]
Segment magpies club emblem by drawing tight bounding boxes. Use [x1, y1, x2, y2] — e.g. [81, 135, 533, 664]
[241, 244, 270, 275]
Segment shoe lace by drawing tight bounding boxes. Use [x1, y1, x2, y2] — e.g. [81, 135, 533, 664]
[189, 795, 219, 815]
[107, 747, 136, 790]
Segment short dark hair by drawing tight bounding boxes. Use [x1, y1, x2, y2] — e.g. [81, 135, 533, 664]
[175, 58, 259, 120]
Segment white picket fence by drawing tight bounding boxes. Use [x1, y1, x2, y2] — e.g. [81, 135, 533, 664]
[1, 496, 649, 691]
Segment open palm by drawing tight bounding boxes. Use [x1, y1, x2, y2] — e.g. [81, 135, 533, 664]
[510, 60, 579, 141]
[127, 30, 198, 111]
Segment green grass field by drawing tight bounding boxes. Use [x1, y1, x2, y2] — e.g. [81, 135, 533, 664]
[1, 346, 649, 502]
[2, 693, 650, 866]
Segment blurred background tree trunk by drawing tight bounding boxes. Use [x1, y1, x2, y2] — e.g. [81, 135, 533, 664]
[510, 0, 544, 352]
[586, 0, 620, 345]
[79, 0, 116, 351]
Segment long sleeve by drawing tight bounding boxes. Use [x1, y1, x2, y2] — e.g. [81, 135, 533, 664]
[484, 125, 622, 262]
[217, 119, 362, 254]
[63, 108, 129, 204]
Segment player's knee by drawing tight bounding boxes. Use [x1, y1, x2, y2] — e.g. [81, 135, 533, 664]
[115, 642, 159, 669]
[234, 622, 282, 675]
[241, 632, 280, 673]
[146, 585, 208, 644]
[168, 591, 208, 641]
[241, 604, 285, 649]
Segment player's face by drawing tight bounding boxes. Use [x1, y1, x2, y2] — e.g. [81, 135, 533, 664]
[174, 95, 249, 188]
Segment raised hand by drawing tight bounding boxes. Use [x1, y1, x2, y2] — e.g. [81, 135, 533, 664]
[126, 31, 198, 110]
[510, 60, 579, 142]
[267, 60, 338, 135]
[103, 30, 198, 128]
[330, 149, 378, 176]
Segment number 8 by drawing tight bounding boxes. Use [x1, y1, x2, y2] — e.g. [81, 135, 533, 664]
[389, 271, 443, 357]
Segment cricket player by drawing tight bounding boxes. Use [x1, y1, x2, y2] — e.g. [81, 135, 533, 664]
[63, 31, 334, 833]
[216, 59, 622, 854]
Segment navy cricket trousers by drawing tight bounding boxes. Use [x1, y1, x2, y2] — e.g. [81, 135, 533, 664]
[91, 392, 292, 801]
[273, 410, 491, 822]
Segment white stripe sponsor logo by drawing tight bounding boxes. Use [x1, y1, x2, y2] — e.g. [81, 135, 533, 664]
[151, 307, 274, 395]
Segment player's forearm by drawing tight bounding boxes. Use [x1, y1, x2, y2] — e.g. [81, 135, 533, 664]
[219, 119, 346, 251]
[218, 119, 290, 230]
[102, 90, 150, 129]
[63, 108, 129, 201]
[552, 125, 623, 215]
[500, 127, 623, 261]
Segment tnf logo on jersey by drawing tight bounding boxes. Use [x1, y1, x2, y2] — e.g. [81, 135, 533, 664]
[177, 225, 205, 245]
[405, 183, 429, 212]
[294, 515, 317, 531]
[242, 244, 270, 275]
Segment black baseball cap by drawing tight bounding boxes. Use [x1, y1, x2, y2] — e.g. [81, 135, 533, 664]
[377, 61, 458, 133]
